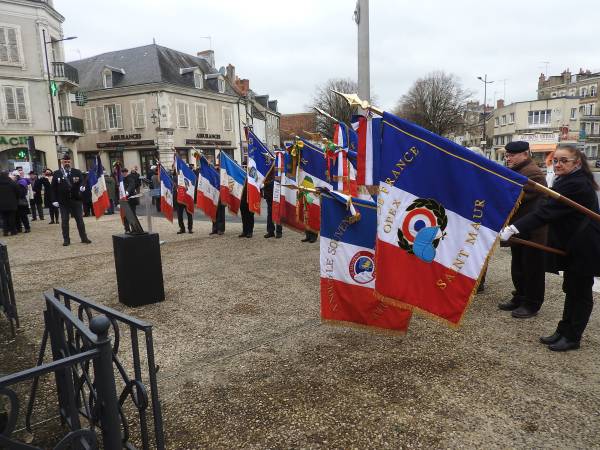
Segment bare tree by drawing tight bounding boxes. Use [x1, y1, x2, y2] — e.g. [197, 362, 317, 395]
[309, 78, 359, 138]
[394, 71, 471, 137]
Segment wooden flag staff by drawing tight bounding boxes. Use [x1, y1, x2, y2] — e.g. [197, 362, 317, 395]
[507, 237, 566, 256]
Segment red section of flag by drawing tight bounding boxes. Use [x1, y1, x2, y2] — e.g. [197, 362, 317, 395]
[161, 196, 173, 222]
[220, 186, 240, 215]
[296, 199, 320, 232]
[92, 190, 110, 218]
[247, 183, 261, 215]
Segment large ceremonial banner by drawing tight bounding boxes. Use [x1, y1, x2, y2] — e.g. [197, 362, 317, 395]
[320, 192, 411, 332]
[176, 156, 196, 214]
[246, 129, 273, 214]
[196, 155, 220, 221]
[87, 154, 110, 218]
[219, 151, 246, 214]
[375, 112, 527, 326]
[277, 150, 305, 232]
[159, 164, 174, 222]
[297, 139, 333, 232]
[352, 113, 382, 186]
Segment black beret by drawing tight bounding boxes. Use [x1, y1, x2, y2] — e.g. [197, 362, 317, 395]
[62, 154, 71, 160]
[505, 141, 529, 153]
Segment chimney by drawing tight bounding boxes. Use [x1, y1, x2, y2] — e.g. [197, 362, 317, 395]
[562, 68, 571, 83]
[226, 64, 235, 82]
[236, 78, 249, 96]
[496, 99, 504, 109]
[197, 50, 215, 68]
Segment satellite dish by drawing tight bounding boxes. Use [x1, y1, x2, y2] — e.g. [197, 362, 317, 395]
[218, 66, 226, 76]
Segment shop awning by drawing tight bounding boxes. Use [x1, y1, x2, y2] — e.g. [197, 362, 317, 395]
[529, 143, 557, 153]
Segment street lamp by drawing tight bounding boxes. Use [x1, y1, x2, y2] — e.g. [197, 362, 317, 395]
[477, 75, 494, 152]
[42, 30, 77, 159]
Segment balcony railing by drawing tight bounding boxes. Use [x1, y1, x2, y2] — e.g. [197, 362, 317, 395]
[52, 61, 79, 85]
[58, 116, 84, 134]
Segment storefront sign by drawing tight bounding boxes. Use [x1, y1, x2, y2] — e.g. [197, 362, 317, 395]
[196, 133, 221, 139]
[97, 139, 155, 149]
[185, 139, 232, 146]
[111, 134, 142, 141]
[0, 136, 28, 146]
[514, 132, 559, 143]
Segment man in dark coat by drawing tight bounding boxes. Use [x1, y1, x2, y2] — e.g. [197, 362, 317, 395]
[122, 168, 140, 233]
[239, 182, 254, 238]
[173, 171, 193, 234]
[41, 169, 57, 223]
[498, 141, 548, 318]
[262, 171, 282, 238]
[51, 154, 91, 246]
[104, 173, 116, 215]
[0, 170, 20, 235]
[29, 171, 44, 221]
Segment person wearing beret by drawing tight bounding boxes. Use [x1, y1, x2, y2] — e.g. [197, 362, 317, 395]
[498, 141, 548, 318]
[500, 143, 600, 351]
[51, 155, 92, 246]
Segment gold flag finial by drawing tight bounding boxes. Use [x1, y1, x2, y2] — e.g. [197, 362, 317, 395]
[330, 90, 384, 115]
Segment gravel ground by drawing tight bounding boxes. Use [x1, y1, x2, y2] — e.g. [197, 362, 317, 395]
[1, 211, 599, 449]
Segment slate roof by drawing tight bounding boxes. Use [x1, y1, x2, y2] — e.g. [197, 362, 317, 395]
[68, 44, 237, 97]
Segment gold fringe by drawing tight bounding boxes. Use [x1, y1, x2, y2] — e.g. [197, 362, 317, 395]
[321, 318, 408, 336]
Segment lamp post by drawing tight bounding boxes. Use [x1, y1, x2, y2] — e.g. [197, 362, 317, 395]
[477, 75, 494, 153]
[42, 30, 76, 159]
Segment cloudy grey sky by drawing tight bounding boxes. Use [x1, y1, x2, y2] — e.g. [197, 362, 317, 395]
[56, 0, 600, 114]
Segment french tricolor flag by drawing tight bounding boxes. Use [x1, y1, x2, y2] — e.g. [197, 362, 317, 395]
[375, 112, 526, 326]
[246, 128, 273, 215]
[352, 113, 382, 186]
[176, 156, 196, 214]
[87, 154, 109, 218]
[320, 192, 412, 332]
[333, 122, 348, 148]
[219, 151, 246, 215]
[196, 155, 220, 221]
[159, 164, 174, 222]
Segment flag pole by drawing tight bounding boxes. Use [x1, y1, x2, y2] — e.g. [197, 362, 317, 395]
[527, 180, 600, 223]
[507, 237, 566, 256]
[330, 90, 384, 115]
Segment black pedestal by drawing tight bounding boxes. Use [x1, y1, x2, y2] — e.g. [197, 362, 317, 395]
[113, 233, 165, 307]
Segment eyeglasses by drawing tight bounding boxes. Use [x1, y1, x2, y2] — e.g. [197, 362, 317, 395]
[552, 158, 577, 165]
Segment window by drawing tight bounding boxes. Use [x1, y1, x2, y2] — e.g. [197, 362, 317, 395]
[586, 145, 598, 158]
[218, 77, 225, 93]
[131, 100, 146, 129]
[2, 86, 28, 121]
[96, 106, 106, 130]
[509, 112, 515, 123]
[0, 25, 21, 65]
[103, 71, 113, 88]
[580, 87, 587, 97]
[527, 109, 551, 125]
[194, 71, 203, 89]
[176, 101, 189, 128]
[105, 104, 122, 129]
[591, 86, 597, 97]
[84, 107, 98, 131]
[195, 103, 207, 129]
[570, 107, 577, 120]
[108, 151, 123, 169]
[494, 117, 499, 127]
[222, 106, 233, 131]
[84, 153, 99, 171]
[551, 92, 557, 98]
[501, 115, 506, 126]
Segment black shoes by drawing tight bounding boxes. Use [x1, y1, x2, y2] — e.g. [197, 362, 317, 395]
[548, 337, 580, 352]
[238, 233, 247, 238]
[264, 233, 275, 239]
[275, 233, 282, 239]
[511, 305, 538, 319]
[217, 231, 224, 235]
[63, 240, 70, 246]
[301, 237, 310, 242]
[81, 238, 92, 244]
[477, 283, 485, 293]
[49, 221, 55, 224]
[24, 229, 30, 233]
[188, 230, 193, 234]
[239, 233, 252, 238]
[498, 299, 520, 311]
[209, 231, 218, 235]
[177, 230, 186, 234]
[539, 331, 561, 345]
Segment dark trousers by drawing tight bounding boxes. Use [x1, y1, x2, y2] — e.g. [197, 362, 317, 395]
[177, 204, 193, 231]
[30, 199, 43, 219]
[49, 205, 59, 222]
[153, 196, 161, 213]
[510, 245, 545, 310]
[16, 205, 29, 231]
[83, 200, 94, 217]
[212, 202, 225, 233]
[558, 271, 594, 342]
[265, 196, 282, 236]
[240, 195, 254, 236]
[124, 202, 137, 232]
[59, 201, 87, 242]
[107, 199, 115, 214]
[1, 211, 16, 234]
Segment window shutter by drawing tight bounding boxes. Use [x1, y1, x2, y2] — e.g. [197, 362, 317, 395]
[115, 104, 123, 128]
[0, 28, 8, 63]
[4, 87, 16, 120]
[137, 102, 145, 128]
[15, 87, 27, 120]
[97, 105, 106, 130]
[7, 28, 19, 63]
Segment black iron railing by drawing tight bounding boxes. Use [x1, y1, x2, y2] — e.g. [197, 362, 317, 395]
[51, 62, 79, 85]
[0, 242, 18, 337]
[58, 116, 84, 134]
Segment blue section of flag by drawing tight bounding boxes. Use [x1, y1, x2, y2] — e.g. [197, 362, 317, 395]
[160, 164, 173, 189]
[381, 112, 526, 231]
[199, 155, 219, 189]
[176, 156, 197, 184]
[299, 139, 327, 182]
[247, 129, 274, 177]
[321, 193, 377, 248]
[87, 154, 103, 189]
[220, 152, 246, 185]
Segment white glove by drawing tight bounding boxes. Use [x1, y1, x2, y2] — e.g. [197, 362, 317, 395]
[499, 225, 519, 241]
[80, 186, 85, 192]
[52, 202, 59, 207]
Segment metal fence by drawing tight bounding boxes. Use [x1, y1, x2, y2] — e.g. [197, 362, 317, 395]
[0, 288, 165, 449]
[0, 242, 19, 337]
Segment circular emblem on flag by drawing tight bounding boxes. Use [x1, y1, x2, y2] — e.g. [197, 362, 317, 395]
[249, 166, 258, 181]
[397, 198, 448, 262]
[349, 250, 375, 284]
[92, 185, 100, 196]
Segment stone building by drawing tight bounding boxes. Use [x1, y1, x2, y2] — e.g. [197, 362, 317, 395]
[538, 68, 600, 161]
[0, 0, 81, 172]
[490, 97, 580, 164]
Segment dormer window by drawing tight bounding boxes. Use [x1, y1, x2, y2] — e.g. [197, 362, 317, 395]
[194, 70, 203, 89]
[102, 66, 125, 89]
[218, 77, 225, 93]
[103, 70, 113, 88]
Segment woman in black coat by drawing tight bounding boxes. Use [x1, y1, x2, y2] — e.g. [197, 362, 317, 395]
[0, 170, 20, 235]
[501, 144, 600, 351]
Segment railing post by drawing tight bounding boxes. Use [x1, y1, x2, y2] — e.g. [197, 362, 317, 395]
[90, 316, 122, 449]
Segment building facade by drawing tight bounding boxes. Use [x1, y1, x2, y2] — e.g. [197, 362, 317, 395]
[0, 0, 81, 172]
[490, 97, 580, 164]
[538, 68, 600, 162]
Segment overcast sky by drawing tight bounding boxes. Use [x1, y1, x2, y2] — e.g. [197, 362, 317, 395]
[56, 0, 600, 114]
